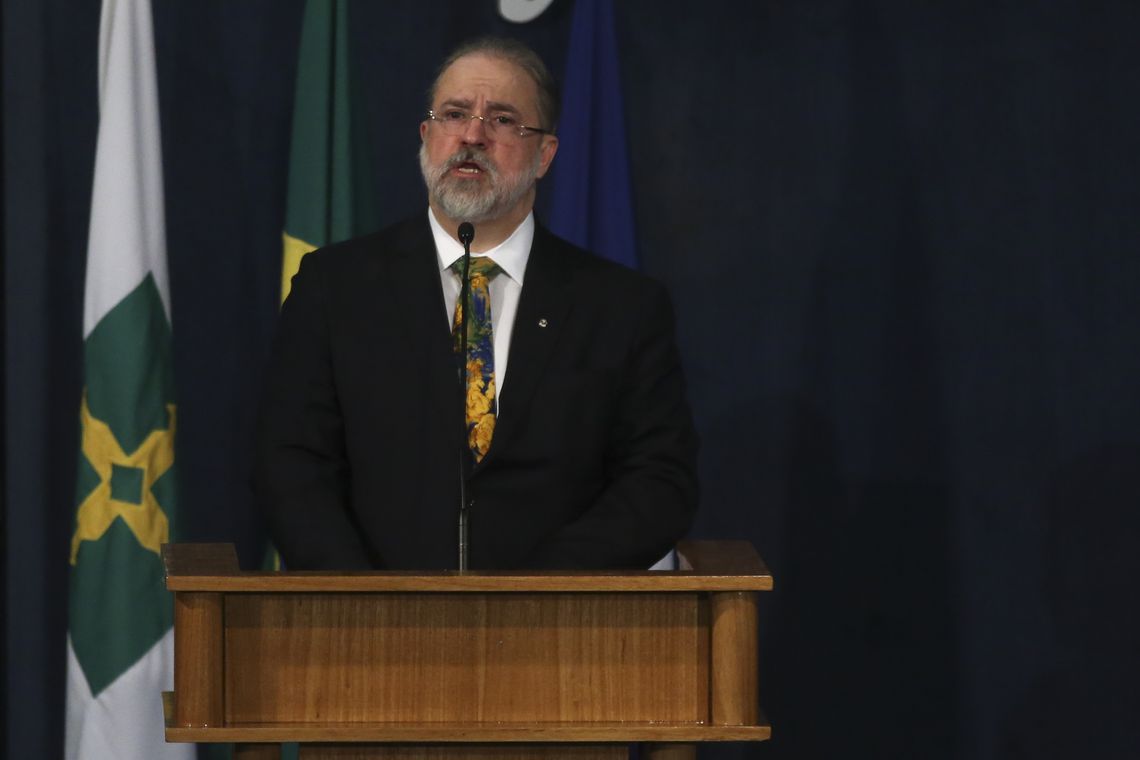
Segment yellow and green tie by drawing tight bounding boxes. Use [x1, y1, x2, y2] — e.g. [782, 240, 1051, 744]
[451, 257, 499, 461]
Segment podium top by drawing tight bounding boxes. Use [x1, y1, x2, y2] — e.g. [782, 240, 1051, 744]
[163, 540, 773, 592]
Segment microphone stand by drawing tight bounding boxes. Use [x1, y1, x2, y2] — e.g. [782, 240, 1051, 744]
[456, 222, 475, 571]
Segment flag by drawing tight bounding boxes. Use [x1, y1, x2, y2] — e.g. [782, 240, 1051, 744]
[547, 0, 638, 268]
[549, 0, 673, 570]
[281, 0, 377, 303]
[251, 6, 380, 755]
[264, 0, 376, 581]
[65, 0, 192, 758]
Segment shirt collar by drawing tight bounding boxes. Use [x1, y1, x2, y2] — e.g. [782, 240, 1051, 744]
[428, 207, 533, 286]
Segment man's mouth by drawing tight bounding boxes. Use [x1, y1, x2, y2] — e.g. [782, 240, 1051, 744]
[454, 161, 484, 175]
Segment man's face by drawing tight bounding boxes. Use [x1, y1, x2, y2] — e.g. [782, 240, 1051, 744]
[419, 53, 558, 224]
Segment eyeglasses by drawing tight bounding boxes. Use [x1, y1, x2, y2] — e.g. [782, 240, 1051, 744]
[426, 109, 553, 141]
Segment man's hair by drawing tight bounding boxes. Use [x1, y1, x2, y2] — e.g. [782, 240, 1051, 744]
[428, 37, 561, 133]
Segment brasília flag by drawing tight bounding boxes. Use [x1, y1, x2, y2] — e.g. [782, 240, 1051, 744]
[64, 0, 192, 758]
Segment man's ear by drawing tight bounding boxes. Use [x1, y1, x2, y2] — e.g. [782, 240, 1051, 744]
[420, 120, 428, 142]
[535, 135, 559, 179]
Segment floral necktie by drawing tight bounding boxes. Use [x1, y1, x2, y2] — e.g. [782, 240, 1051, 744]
[451, 257, 500, 462]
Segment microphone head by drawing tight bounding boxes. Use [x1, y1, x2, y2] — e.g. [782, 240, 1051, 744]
[457, 222, 475, 246]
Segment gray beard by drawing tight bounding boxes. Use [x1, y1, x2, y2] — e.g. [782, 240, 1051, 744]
[419, 144, 540, 223]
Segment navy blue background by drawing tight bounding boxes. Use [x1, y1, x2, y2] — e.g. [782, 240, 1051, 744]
[5, 1, 1140, 758]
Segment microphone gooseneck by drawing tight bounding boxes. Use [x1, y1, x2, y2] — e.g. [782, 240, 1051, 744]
[456, 222, 475, 571]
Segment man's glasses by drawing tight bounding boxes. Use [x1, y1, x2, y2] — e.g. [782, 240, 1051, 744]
[426, 109, 553, 141]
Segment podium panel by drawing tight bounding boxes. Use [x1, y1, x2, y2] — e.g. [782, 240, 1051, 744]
[164, 541, 772, 758]
[225, 592, 706, 724]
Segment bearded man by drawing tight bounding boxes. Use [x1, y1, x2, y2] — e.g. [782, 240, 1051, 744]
[254, 38, 697, 570]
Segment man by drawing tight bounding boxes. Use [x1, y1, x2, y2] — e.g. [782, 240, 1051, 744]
[254, 38, 697, 570]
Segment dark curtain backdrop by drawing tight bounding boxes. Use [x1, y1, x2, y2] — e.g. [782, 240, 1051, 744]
[6, 1, 1140, 758]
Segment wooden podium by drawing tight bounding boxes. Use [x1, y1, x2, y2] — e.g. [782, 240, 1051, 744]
[162, 541, 773, 759]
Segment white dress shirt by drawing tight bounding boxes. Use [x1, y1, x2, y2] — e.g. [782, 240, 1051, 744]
[428, 208, 534, 412]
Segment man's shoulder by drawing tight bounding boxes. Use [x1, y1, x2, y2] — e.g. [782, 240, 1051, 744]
[303, 215, 432, 271]
[533, 224, 666, 298]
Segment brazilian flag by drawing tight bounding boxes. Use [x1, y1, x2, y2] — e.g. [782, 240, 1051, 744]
[281, 0, 378, 302]
[269, 0, 376, 575]
[261, 3, 378, 752]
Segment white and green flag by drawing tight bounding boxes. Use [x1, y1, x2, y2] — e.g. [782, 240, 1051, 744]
[65, 0, 191, 758]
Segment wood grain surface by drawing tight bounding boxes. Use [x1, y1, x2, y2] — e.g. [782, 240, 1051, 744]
[165, 722, 772, 743]
[224, 593, 705, 724]
[675, 541, 770, 579]
[709, 592, 759, 726]
[297, 745, 628, 760]
[168, 572, 772, 593]
[173, 591, 224, 726]
[164, 542, 239, 575]
[164, 541, 774, 752]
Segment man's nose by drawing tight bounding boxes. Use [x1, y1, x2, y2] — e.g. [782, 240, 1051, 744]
[462, 115, 488, 144]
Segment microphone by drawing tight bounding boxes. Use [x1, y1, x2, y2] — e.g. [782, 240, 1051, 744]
[456, 222, 474, 571]
[458, 222, 475, 246]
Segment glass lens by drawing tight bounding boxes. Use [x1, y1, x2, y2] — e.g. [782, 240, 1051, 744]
[433, 111, 521, 140]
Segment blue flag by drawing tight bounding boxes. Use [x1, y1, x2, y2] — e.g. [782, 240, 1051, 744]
[548, 0, 638, 268]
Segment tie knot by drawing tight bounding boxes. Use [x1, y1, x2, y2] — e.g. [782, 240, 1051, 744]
[452, 256, 500, 281]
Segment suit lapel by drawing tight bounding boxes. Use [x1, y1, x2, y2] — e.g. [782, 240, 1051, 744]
[477, 226, 576, 470]
[387, 218, 457, 416]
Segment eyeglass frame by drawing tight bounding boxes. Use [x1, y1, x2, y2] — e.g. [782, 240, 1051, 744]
[425, 109, 555, 140]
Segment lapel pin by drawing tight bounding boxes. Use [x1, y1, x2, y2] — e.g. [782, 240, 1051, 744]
[538, 318, 548, 328]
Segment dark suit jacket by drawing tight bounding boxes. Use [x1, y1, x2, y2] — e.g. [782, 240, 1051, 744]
[253, 215, 697, 570]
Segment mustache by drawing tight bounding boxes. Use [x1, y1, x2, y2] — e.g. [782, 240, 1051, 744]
[441, 148, 498, 177]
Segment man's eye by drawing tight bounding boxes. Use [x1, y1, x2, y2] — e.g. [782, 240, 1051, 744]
[492, 115, 518, 127]
[443, 110, 467, 121]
